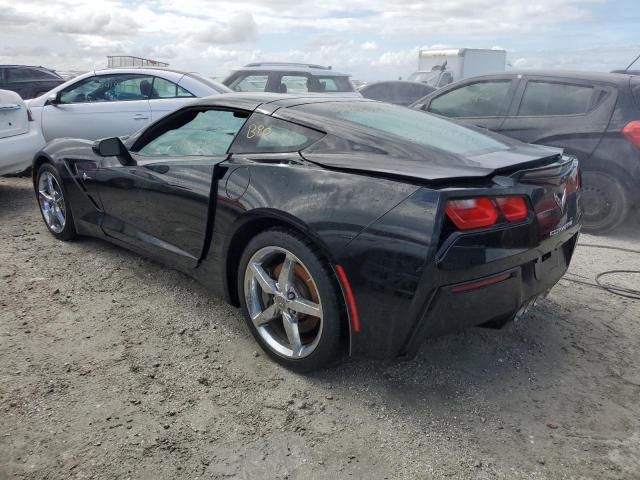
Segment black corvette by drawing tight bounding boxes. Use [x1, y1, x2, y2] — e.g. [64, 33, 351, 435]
[33, 94, 582, 371]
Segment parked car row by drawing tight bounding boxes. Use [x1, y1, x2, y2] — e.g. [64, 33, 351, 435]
[2, 61, 639, 235]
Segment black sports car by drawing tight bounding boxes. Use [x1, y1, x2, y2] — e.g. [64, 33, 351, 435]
[33, 94, 582, 371]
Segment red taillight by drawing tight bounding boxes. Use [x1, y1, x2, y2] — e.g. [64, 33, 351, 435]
[445, 196, 529, 230]
[623, 121, 640, 149]
[495, 196, 528, 222]
[445, 198, 498, 230]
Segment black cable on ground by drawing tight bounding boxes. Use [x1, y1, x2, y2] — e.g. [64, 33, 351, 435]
[561, 243, 640, 300]
[595, 270, 640, 300]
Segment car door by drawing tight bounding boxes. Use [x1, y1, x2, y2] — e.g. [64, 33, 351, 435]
[147, 76, 197, 122]
[422, 76, 519, 131]
[41, 73, 153, 142]
[94, 106, 250, 270]
[498, 76, 616, 159]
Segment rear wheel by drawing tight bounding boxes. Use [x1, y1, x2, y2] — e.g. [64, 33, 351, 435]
[238, 229, 344, 372]
[581, 171, 629, 234]
[36, 163, 76, 241]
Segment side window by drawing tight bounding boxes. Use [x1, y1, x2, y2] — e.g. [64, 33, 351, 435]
[230, 74, 268, 92]
[59, 74, 153, 104]
[318, 78, 338, 91]
[429, 80, 512, 117]
[151, 77, 194, 99]
[136, 109, 249, 157]
[517, 81, 595, 116]
[279, 75, 310, 93]
[231, 113, 324, 154]
[7, 68, 56, 81]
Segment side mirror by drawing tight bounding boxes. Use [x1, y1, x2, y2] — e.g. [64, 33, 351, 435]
[92, 137, 136, 166]
[46, 92, 61, 106]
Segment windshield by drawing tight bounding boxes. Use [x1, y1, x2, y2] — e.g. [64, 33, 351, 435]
[298, 101, 509, 156]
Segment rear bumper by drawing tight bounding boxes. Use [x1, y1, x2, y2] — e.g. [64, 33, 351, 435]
[401, 228, 579, 357]
[0, 127, 45, 176]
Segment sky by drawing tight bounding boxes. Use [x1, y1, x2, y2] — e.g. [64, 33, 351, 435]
[0, 0, 639, 81]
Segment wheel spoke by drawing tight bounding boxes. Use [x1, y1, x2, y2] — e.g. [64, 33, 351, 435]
[278, 254, 294, 291]
[53, 207, 65, 226]
[43, 207, 52, 226]
[250, 263, 277, 294]
[46, 174, 54, 195]
[47, 207, 57, 227]
[288, 298, 321, 318]
[38, 190, 54, 202]
[252, 302, 279, 327]
[282, 311, 302, 358]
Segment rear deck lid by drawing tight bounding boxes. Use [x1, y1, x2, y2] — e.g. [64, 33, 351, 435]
[0, 90, 29, 139]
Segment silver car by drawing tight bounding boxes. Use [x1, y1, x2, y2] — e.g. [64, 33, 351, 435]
[28, 67, 231, 142]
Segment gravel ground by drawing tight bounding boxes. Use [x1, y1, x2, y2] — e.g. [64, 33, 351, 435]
[1, 175, 640, 480]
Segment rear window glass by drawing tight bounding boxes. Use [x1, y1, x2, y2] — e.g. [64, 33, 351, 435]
[298, 102, 509, 156]
[231, 113, 324, 153]
[518, 81, 594, 116]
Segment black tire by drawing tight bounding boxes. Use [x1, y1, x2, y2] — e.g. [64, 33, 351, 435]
[581, 171, 629, 235]
[35, 163, 77, 241]
[237, 228, 345, 372]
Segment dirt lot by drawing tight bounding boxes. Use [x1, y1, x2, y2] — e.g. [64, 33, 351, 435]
[1, 175, 639, 480]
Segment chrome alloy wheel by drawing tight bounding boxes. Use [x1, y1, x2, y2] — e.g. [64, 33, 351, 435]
[38, 171, 66, 234]
[244, 246, 323, 359]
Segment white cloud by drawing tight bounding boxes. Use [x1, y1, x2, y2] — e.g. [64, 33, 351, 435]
[194, 13, 257, 44]
[0, 0, 635, 82]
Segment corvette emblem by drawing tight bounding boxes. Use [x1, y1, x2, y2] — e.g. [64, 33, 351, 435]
[554, 186, 567, 212]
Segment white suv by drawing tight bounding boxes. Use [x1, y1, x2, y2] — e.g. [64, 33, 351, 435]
[223, 63, 361, 97]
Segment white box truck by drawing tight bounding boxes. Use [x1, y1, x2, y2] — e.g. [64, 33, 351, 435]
[408, 48, 506, 88]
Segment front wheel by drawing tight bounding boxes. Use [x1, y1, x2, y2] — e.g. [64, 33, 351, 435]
[238, 229, 345, 372]
[36, 163, 76, 241]
[581, 171, 629, 235]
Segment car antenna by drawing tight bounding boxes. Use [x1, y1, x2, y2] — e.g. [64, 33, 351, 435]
[623, 51, 640, 73]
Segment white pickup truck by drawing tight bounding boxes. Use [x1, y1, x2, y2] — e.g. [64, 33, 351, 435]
[408, 48, 507, 88]
[0, 89, 45, 175]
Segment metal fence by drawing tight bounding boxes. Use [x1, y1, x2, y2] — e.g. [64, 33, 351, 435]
[106, 56, 169, 68]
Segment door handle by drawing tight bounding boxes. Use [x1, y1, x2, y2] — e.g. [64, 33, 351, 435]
[133, 114, 149, 120]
